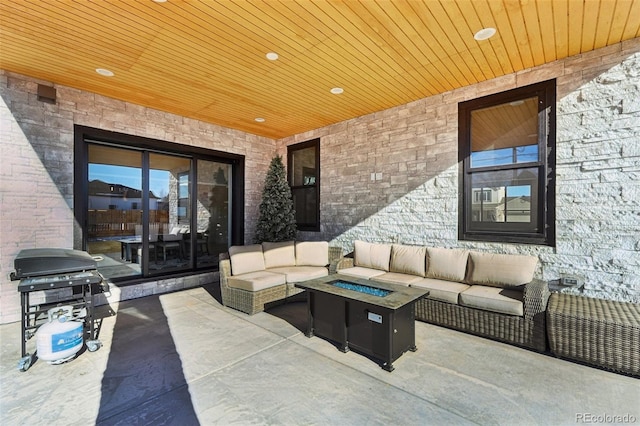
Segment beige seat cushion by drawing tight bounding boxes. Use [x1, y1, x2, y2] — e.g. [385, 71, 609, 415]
[459, 285, 524, 316]
[467, 251, 538, 288]
[262, 241, 296, 269]
[227, 270, 286, 291]
[390, 244, 427, 277]
[229, 244, 266, 275]
[426, 248, 469, 282]
[411, 278, 470, 304]
[354, 240, 392, 271]
[268, 266, 328, 283]
[373, 272, 421, 286]
[338, 266, 386, 280]
[296, 241, 329, 266]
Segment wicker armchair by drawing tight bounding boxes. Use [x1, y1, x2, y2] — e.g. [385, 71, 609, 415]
[219, 245, 344, 315]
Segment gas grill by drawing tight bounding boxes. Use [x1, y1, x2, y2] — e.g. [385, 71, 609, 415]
[12, 248, 109, 371]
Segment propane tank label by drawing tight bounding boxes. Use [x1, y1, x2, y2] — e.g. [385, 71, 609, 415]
[51, 328, 83, 353]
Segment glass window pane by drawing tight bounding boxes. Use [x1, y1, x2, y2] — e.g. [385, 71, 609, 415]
[87, 145, 142, 279]
[291, 147, 316, 186]
[470, 168, 538, 226]
[293, 187, 317, 225]
[149, 153, 191, 274]
[470, 97, 539, 168]
[178, 172, 189, 223]
[197, 161, 231, 268]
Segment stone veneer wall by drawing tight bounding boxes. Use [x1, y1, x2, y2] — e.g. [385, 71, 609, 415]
[0, 71, 275, 323]
[279, 39, 640, 303]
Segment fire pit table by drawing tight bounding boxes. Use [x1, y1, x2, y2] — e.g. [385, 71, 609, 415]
[295, 275, 429, 371]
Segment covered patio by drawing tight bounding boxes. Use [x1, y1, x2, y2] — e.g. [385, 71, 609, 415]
[1, 1, 639, 424]
[1, 284, 637, 425]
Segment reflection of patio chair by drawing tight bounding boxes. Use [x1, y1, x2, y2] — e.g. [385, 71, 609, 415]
[135, 225, 158, 263]
[183, 229, 209, 258]
[157, 226, 185, 262]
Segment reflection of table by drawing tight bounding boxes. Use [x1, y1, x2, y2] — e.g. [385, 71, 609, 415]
[118, 237, 142, 262]
[296, 275, 429, 372]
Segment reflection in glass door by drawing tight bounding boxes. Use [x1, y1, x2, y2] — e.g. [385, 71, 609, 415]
[197, 160, 231, 268]
[85, 141, 235, 280]
[148, 153, 191, 275]
[87, 145, 143, 279]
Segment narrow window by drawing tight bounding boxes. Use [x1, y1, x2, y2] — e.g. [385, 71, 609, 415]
[458, 80, 556, 245]
[288, 139, 320, 232]
[177, 171, 190, 224]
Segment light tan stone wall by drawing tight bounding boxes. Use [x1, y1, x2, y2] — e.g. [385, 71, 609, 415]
[0, 71, 274, 323]
[279, 39, 640, 303]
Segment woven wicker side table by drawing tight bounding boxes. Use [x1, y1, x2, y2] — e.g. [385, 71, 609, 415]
[547, 293, 640, 376]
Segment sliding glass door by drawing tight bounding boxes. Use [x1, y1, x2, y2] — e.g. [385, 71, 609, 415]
[84, 140, 237, 281]
[87, 145, 144, 279]
[148, 153, 192, 275]
[196, 160, 231, 268]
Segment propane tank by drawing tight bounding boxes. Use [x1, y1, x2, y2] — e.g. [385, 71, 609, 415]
[36, 305, 84, 364]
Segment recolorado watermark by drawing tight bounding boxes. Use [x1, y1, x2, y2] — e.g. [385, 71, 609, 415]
[576, 413, 637, 423]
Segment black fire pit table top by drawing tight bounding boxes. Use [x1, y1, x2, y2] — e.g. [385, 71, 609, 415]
[295, 274, 428, 309]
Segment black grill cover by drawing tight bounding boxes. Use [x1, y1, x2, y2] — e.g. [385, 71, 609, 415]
[13, 248, 97, 279]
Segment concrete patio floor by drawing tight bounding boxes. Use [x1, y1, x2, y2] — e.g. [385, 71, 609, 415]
[1, 284, 638, 425]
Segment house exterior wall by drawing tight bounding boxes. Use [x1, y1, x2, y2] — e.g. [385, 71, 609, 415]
[0, 71, 274, 324]
[280, 38, 640, 304]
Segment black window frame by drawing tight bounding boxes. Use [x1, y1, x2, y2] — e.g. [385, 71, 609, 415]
[458, 80, 556, 246]
[73, 125, 245, 281]
[287, 138, 320, 232]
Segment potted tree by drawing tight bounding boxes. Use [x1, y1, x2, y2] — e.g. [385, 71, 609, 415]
[254, 155, 296, 243]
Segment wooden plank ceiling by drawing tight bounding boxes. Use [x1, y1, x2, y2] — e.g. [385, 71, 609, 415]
[1, 0, 639, 140]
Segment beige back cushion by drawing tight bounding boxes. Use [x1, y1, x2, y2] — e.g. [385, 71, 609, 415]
[390, 244, 427, 277]
[229, 244, 266, 275]
[296, 241, 329, 266]
[354, 240, 392, 271]
[467, 252, 538, 288]
[262, 241, 296, 268]
[426, 248, 469, 282]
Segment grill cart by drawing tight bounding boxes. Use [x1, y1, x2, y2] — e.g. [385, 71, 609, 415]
[12, 248, 109, 372]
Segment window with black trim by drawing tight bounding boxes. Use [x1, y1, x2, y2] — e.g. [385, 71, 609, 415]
[458, 80, 555, 245]
[288, 139, 320, 232]
[74, 125, 245, 282]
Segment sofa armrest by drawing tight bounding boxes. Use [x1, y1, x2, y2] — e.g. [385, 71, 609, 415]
[523, 278, 551, 320]
[328, 246, 344, 274]
[336, 255, 354, 271]
[219, 252, 231, 289]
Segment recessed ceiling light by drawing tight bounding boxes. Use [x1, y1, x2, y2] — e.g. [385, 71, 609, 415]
[330, 87, 344, 95]
[474, 27, 496, 41]
[95, 68, 114, 77]
[509, 100, 525, 106]
[152, 0, 168, 3]
[266, 52, 279, 61]
[255, 117, 265, 122]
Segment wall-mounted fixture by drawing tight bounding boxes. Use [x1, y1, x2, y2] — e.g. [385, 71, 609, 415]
[37, 84, 56, 104]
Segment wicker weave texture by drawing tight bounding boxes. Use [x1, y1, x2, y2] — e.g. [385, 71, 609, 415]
[219, 245, 344, 315]
[415, 297, 547, 351]
[547, 293, 640, 376]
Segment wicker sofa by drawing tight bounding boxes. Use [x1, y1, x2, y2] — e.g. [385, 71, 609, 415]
[219, 241, 343, 315]
[337, 240, 550, 352]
